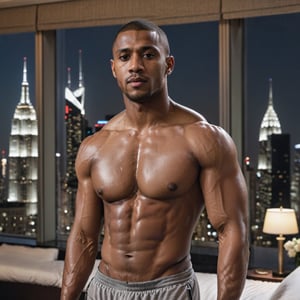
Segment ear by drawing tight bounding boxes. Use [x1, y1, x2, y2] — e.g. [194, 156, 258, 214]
[110, 59, 116, 78]
[165, 55, 175, 75]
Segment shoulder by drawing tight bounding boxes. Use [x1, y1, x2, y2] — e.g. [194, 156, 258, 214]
[184, 121, 238, 168]
[76, 111, 126, 164]
[168, 101, 237, 164]
[189, 121, 232, 142]
[170, 101, 207, 124]
[185, 119, 233, 145]
[75, 131, 107, 175]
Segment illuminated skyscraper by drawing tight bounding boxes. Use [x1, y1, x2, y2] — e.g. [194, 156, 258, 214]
[270, 134, 290, 208]
[253, 79, 291, 245]
[64, 51, 85, 192]
[7, 57, 38, 216]
[58, 50, 90, 238]
[257, 78, 282, 171]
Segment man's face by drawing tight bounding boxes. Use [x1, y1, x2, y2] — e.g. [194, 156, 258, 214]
[111, 30, 173, 103]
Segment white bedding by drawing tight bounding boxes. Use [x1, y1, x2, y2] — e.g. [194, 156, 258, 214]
[0, 244, 62, 287]
[0, 255, 64, 287]
[1, 245, 299, 299]
[196, 272, 279, 300]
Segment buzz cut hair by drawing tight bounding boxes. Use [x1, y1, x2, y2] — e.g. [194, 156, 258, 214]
[112, 19, 170, 55]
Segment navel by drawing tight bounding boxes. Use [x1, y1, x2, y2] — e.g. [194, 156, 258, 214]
[167, 182, 178, 192]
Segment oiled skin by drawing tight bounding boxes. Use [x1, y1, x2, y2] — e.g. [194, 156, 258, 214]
[61, 26, 249, 300]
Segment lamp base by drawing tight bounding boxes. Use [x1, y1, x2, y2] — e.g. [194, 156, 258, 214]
[272, 271, 290, 278]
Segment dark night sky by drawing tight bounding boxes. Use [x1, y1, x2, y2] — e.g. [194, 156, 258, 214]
[1, 13, 300, 167]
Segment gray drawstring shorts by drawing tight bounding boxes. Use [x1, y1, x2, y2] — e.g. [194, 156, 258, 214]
[86, 266, 200, 300]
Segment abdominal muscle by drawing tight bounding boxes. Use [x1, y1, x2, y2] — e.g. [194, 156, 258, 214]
[99, 190, 200, 282]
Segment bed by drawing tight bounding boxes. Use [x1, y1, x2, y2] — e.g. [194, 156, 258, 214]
[0, 244, 299, 300]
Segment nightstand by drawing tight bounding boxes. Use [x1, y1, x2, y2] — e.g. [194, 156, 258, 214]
[247, 269, 284, 282]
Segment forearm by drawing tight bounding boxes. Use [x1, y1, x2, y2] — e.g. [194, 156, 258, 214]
[61, 230, 99, 300]
[217, 231, 249, 300]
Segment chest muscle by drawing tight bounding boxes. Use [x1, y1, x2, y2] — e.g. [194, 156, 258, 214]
[91, 131, 199, 201]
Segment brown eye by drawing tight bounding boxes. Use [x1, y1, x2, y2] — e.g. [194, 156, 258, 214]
[119, 54, 130, 61]
[143, 52, 155, 59]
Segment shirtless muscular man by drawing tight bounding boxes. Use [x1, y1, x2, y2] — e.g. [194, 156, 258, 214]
[61, 19, 249, 300]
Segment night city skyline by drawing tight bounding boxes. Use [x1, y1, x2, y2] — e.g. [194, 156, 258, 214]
[1, 13, 300, 168]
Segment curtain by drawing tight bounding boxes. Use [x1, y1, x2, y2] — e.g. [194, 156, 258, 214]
[37, 0, 220, 30]
[222, 0, 300, 19]
[0, 6, 36, 34]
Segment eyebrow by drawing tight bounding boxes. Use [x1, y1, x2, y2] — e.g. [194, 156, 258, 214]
[115, 45, 159, 55]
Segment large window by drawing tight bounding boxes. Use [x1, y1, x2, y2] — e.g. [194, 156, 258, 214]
[0, 33, 36, 239]
[2, 15, 299, 250]
[244, 13, 300, 245]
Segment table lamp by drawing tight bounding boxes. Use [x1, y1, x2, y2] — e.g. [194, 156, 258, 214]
[263, 207, 299, 277]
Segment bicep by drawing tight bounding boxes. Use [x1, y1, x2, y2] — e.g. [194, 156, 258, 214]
[188, 123, 248, 234]
[200, 145, 248, 235]
[72, 140, 103, 240]
[73, 177, 103, 239]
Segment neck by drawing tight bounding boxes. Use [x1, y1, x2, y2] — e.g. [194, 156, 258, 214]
[124, 94, 172, 130]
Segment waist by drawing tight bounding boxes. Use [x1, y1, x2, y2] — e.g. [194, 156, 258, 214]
[100, 244, 192, 281]
[94, 266, 194, 291]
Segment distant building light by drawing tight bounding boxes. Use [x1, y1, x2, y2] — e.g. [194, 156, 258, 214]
[94, 120, 108, 132]
[244, 156, 251, 165]
[97, 120, 108, 125]
[295, 144, 300, 149]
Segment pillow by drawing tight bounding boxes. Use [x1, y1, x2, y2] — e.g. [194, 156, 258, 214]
[270, 267, 300, 300]
[0, 243, 59, 262]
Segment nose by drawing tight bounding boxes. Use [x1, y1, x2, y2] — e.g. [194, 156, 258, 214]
[129, 53, 143, 73]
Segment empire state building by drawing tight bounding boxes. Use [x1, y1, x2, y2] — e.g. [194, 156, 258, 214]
[7, 57, 38, 218]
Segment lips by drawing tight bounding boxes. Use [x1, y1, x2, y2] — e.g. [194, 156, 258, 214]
[129, 81, 145, 88]
[126, 75, 147, 85]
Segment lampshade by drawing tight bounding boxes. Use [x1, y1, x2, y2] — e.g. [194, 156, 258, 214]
[263, 208, 299, 235]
